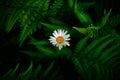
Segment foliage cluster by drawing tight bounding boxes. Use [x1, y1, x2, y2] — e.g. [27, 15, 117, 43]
[0, 0, 120, 80]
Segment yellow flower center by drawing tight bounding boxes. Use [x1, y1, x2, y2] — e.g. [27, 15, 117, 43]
[56, 36, 64, 44]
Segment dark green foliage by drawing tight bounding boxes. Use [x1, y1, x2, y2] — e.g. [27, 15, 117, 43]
[3, 0, 64, 46]
[100, 9, 112, 27]
[19, 34, 120, 80]
[0, 0, 120, 80]
[107, 14, 120, 27]
[48, 0, 64, 17]
[1, 61, 57, 80]
[72, 35, 120, 80]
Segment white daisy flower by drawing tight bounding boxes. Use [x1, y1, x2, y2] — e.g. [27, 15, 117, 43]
[49, 29, 70, 50]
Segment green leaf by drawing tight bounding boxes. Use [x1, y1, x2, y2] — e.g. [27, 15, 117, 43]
[59, 47, 73, 57]
[20, 50, 45, 59]
[11, 64, 20, 76]
[42, 0, 51, 11]
[41, 62, 54, 79]
[37, 46, 55, 57]
[19, 61, 33, 76]
[19, 23, 37, 46]
[100, 9, 112, 27]
[49, 0, 64, 16]
[79, 2, 95, 9]
[73, 27, 87, 35]
[72, 57, 85, 77]
[108, 57, 120, 67]
[89, 38, 114, 59]
[82, 58, 90, 73]
[6, 9, 21, 32]
[68, 0, 74, 9]
[2, 64, 19, 80]
[75, 36, 89, 53]
[94, 63, 101, 80]
[34, 64, 42, 76]
[107, 14, 120, 27]
[112, 59, 120, 69]
[28, 40, 49, 46]
[75, 11, 93, 25]
[2, 69, 13, 78]
[74, 0, 93, 25]
[41, 22, 76, 36]
[99, 45, 120, 63]
[73, 26, 100, 37]
[84, 35, 110, 54]
[2, 64, 19, 78]
[86, 26, 100, 38]
[49, 17, 67, 26]
[40, 22, 61, 30]
[103, 51, 120, 64]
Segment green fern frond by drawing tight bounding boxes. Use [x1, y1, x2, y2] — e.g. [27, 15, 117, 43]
[17, 61, 33, 80]
[99, 45, 120, 64]
[108, 57, 120, 68]
[11, 64, 20, 76]
[20, 61, 33, 76]
[40, 61, 54, 80]
[49, 17, 68, 26]
[100, 9, 112, 27]
[77, 2, 95, 10]
[20, 50, 45, 59]
[2, 69, 13, 80]
[25, 0, 50, 11]
[74, 0, 93, 25]
[75, 36, 89, 53]
[72, 57, 85, 78]
[5, 9, 22, 32]
[73, 34, 120, 79]
[50, 0, 64, 9]
[34, 64, 42, 75]
[2, 64, 19, 79]
[73, 25, 100, 37]
[84, 35, 110, 54]
[19, 22, 37, 46]
[5, 0, 51, 46]
[40, 22, 63, 30]
[49, 0, 64, 17]
[40, 22, 76, 36]
[37, 46, 55, 57]
[28, 40, 49, 45]
[72, 57, 113, 80]
[73, 27, 87, 35]
[26, 37, 56, 57]
[107, 14, 120, 27]
[74, 10, 93, 25]
[1, 61, 56, 80]
[68, 0, 95, 11]
[89, 38, 114, 59]
[42, 0, 51, 11]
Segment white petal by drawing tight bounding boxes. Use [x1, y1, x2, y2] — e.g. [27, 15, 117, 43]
[50, 40, 56, 43]
[63, 30, 67, 35]
[50, 36, 56, 40]
[52, 42, 57, 45]
[65, 38, 70, 41]
[65, 34, 70, 38]
[58, 45, 63, 50]
[64, 42, 70, 46]
[59, 29, 62, 36]
[53, 30, 58, 37]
